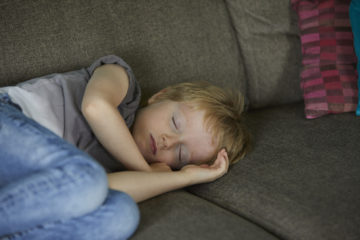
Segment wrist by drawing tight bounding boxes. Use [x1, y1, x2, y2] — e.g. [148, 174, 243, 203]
[178, 168, 197, 186]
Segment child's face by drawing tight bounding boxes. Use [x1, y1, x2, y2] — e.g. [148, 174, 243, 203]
[132, 99, 218, 170]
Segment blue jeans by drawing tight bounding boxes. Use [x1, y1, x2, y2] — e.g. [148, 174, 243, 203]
[0, 94, 139, 240]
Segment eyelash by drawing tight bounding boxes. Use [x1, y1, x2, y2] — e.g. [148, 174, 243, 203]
[179, 144, 182, 162]
[172, 116, 178, 129]
[172, 115, 182, 163]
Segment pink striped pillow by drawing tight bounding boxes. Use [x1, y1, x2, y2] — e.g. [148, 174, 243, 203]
[292, 0, 358, 119]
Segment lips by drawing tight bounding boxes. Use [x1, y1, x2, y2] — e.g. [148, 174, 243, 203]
[150, 134, 157, 155]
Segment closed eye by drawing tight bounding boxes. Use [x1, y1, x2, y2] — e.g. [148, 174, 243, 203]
[172, 116, 178, 129]
[178, 144, 182, 162]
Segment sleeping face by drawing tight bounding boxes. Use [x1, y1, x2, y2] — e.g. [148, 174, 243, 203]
[131, 98, 218, 170]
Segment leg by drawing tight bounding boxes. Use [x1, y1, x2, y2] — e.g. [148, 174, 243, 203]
[2, 190, 140, 240]
[0, 96, 108, 236]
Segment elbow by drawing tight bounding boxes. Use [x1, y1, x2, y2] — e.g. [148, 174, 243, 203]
[81, 98, 109, 119]
[81, 99, 96, 117]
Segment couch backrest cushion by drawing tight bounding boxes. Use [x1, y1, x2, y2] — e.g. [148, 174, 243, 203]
[225, 0, 303, 109]
[0, 0, 245, 101]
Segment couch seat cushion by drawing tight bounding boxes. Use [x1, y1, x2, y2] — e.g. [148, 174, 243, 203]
[133, 190, 278, 240]
[189, 103, 360, 240]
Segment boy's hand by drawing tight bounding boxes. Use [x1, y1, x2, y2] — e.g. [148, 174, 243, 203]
[150, 162, 172, 172]
[180, 149, 229, 185]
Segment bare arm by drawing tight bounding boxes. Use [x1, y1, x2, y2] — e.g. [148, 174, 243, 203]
[82, 64, 152, 172]
[108, 149, 229, 202]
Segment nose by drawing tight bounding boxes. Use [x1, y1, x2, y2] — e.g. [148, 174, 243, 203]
[159, 133, 179, 150]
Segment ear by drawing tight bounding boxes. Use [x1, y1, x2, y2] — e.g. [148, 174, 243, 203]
[148, 89, 167, 104]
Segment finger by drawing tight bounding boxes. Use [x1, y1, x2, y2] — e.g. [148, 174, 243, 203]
[221, 151, 229, 172]
[208, 159, 228, 180]
[216, 151, 229, 175]
[223, 150, 229, 172]
[212, 149, 227, 168]
[209, 160, 224, 175]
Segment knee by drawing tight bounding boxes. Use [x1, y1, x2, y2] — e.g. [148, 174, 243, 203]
[70, 154, 108, 189]
[100, 190, 140, 239]
[59, 155, 108, 215]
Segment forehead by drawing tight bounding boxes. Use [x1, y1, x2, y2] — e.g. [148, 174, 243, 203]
[179, 103, 218, 164]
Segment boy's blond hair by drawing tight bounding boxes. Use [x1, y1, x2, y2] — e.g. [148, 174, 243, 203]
[150, 81, 251, 165]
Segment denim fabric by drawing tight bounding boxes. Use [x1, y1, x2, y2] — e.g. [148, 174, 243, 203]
[0, 94, 139, 240]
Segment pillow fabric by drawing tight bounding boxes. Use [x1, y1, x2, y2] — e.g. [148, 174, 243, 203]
[292, 0, 358, 119]
[350, 0, 360, 116]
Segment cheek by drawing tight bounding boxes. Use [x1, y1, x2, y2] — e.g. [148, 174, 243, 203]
[134, 136, 148, 160]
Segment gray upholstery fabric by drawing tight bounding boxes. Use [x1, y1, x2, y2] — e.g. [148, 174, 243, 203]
[133, 190, 279, 240]
[2, 0, 359, 239]
[189, 103, 360, 240]
[0, 0, 246, 101]
[225, 0, 303, 108]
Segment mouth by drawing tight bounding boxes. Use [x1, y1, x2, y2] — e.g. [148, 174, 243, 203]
[150, 134, 157, 155]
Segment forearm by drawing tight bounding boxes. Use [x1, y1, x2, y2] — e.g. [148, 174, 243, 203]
[108, 149, 230, 202]
[107, 171, 191, 203]
[82, 101, 151, 172]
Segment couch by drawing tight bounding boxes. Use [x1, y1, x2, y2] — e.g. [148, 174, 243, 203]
[1, 0, 359, 239]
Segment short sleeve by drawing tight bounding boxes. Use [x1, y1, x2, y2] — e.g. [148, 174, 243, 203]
[86, 55, 142, 128]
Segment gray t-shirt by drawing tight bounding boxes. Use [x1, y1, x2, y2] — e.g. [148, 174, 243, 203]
[1, 55, 141, 172]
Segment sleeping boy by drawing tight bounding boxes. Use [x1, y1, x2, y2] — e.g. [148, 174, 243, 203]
[0, 55, 250, 239]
